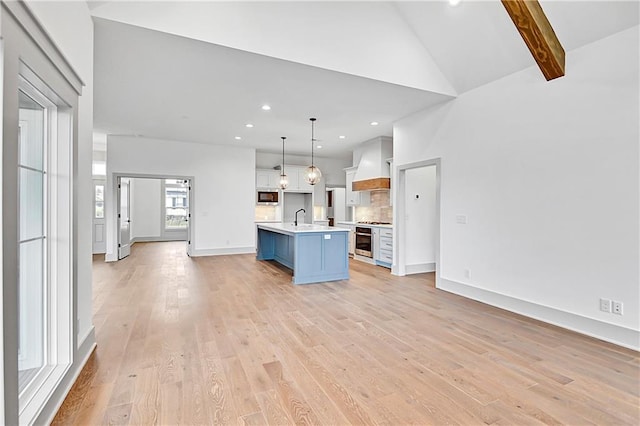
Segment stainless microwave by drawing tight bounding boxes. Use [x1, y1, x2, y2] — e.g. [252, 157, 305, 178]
[257, 190, 279, 205]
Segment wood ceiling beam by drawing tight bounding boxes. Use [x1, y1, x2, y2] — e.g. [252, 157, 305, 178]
[501, 0, 565, 81]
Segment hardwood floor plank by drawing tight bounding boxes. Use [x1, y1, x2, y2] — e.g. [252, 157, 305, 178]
[255, 390, 295, 425]
[201, 356, 238, 424]
[72, 383, 114, 425]
[158, 381, 182, 425]
[102, 403, 132, 426]
[52, 242, 639, 425]
[222, 356, 262, 416]
[263, 360, 322, 425]
[128, 367, 160, 425]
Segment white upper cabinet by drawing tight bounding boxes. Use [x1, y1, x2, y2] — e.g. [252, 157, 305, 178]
[345, 168, 359, 205]
[285, 165, 314, 193]
[345, 167, 369, 206]
[258, 165, 317, 193]
[256, 169, 280, 189]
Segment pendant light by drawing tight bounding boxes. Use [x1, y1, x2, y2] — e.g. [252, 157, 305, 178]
[304, 117, 322, 185]
[278, 136, 288, 190]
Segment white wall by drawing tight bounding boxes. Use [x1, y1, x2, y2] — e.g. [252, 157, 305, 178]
[130, 178, 161, 239]
[393, 27, 639, 349]
[26, 0, 95, 352]
[404, 166, 437, 270]
[106, 136, 256, 258]
[2, 2, 95, 423]
[90, 1, 456, 95]
[283, 193, 311, 224]
[256, 151, 350, 187]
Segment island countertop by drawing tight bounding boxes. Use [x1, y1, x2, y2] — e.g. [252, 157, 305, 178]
[256, 223, 349, 284]
[257, 223, 349, 235]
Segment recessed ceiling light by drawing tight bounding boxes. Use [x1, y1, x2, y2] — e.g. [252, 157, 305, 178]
[339, 135, 346, 139]
[449, 0, 462, 6]
[261, 105, 271, 111]
[245, 123, 254, 128]
[370, 121, 379, 126]
[234, 136, 241, 140]
[317, 145, 323, 149]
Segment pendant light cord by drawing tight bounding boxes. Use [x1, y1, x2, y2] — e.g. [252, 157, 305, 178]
[310, 118, 316, 168]
[281, 136, 286, 174]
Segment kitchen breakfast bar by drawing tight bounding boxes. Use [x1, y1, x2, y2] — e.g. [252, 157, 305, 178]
[256, 223, 350, 284]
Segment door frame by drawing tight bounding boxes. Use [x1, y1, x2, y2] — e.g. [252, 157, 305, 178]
[117, 177, 131, 259]
[110, 173, 195, 260]
[393, 158, 441, 284]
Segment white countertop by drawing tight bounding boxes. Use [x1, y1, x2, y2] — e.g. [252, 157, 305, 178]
[336, 221, 393, 229]
[358, 223, 393, 229]
[257, 223, 349, 234]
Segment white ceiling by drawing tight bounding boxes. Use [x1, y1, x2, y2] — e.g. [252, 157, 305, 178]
[93, 18, 453, 158]
[90, 1, 639, 157]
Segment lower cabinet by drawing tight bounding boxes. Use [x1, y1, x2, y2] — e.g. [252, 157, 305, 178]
[374, 227, 392, 268]
[335, 223, 355, 255]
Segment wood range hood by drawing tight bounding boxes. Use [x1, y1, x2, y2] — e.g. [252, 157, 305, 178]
[351, 136, 393, 191]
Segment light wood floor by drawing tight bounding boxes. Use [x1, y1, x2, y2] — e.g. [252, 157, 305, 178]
[53, 241, 639, 425]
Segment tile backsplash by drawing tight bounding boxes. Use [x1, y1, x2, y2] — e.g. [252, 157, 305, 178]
[255, 205, 278, 221]
[354, 190, 392, 223]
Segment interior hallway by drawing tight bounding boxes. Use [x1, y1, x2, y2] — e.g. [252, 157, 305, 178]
[53, 242, 639, 424]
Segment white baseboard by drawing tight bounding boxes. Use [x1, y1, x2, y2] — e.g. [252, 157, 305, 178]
[405, 262, 436, 275]
[131, 236, 185, 244]
[190, 246, 256, 257]
[437, 278, 640, 351]
[353, 254, 375, 265]
[37, 327, 97, 425]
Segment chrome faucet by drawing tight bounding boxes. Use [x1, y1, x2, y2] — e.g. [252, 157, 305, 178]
[294, 208, 306, 226]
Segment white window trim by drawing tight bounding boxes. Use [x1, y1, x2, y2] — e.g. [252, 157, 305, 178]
[17, 72, 73, 425]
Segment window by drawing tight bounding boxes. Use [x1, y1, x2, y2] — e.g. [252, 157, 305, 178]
[164, 179, 188, 230]
[18, 90, 46, 390]
[16, 71, 73, 424]
[92, 161, 106, 176]
[95, 184, 105, 218]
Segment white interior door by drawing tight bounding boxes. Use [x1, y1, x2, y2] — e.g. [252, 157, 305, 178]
[118, 177, 131, 259]
[186, 180, 192, 256]
[92, 179, 106, 253]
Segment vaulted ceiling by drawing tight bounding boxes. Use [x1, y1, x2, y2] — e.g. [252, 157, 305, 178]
[90, 1, 639, 158]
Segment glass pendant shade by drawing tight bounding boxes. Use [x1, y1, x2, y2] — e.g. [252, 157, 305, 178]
[306, 117, 322, 186]
[304, 165, 322, 185]
[278, 173, 288, 190]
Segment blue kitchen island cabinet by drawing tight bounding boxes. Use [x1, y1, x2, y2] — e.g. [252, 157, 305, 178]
[256, 223, 350, 285]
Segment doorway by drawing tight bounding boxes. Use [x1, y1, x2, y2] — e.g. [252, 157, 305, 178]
[115, 174, 193, 260]
[117, 177, 131, 259]
[395, 159, 441, 281]
[93, 179, 107, 253]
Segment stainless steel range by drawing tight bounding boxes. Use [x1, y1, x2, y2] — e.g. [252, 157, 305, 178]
[355, 226, 373, 258]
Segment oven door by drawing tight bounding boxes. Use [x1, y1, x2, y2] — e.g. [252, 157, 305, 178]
[355, 228, 372, 258]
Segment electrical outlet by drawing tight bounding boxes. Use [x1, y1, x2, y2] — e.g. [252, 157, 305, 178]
[612, 301, 623, 315]
[599, 298, 611, 313]
[464, 269, 471, 279]
[456, 215, 467, 224]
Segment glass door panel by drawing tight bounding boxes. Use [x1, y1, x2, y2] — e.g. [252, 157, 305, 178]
[19, 167, 44, 241]
[18, 89, 46, 391]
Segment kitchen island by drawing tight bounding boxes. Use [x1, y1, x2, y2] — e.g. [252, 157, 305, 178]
[256, 223, 350, 284]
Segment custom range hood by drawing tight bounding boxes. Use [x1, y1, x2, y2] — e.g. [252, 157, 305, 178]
[351, 136, 393, 191]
